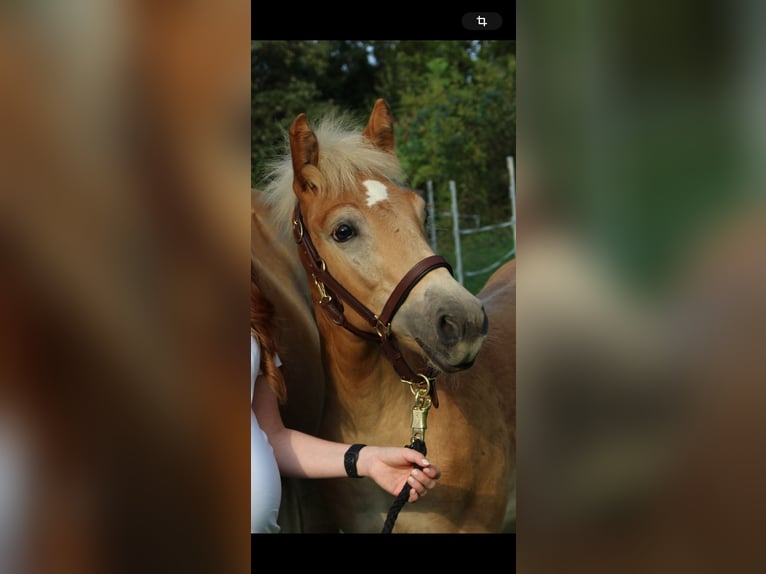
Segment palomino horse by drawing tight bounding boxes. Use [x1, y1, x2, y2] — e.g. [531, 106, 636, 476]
[258, 99, 515, 533]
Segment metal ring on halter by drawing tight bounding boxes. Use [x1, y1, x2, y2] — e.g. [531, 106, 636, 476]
[292, 217, 304, 242]
[374, 315, 391, 339]
[401, 373, 431, 397]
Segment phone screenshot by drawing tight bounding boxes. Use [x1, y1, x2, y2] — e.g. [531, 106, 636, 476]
[251, 6, 516, 544]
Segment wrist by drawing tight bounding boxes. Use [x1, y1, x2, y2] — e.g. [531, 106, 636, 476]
[344, 443, 366, 478]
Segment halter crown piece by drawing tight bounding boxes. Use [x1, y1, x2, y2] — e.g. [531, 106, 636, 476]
[292, 202, 451, 408]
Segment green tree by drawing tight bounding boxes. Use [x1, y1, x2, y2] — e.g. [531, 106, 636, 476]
[252, 41, 325, 185]
[252, 40, 516, 224]
[387, 41, 516, 221]
[252, 40, 382, 186]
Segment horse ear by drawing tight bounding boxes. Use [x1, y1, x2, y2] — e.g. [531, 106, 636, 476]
[289, 113, 320, 191]
[363, 99, 395, 153]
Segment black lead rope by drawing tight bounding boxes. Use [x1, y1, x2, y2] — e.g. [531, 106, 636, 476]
[380, 379, 433, 533]
[381, 438, 427, 534]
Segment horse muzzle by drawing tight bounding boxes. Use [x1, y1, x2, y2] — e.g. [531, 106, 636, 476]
[402, 290, 489, 373]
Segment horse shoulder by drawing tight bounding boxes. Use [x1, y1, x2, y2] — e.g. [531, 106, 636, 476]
[475, 258, 516, 434]
[477, 258, 516, 372]
[478, 258, 516, 308]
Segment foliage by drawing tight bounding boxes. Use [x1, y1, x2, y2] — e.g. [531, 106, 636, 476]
[251, 39, 516, 231]
[388, 41, 516, 221]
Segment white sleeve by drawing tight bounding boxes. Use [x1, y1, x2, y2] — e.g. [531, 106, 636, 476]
[251, 336, 260, 404]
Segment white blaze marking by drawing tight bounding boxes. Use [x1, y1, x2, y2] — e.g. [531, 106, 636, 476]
[363, 179, 389, 207]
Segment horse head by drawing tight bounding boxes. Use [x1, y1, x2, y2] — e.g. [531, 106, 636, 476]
[287, 99, 488, 374]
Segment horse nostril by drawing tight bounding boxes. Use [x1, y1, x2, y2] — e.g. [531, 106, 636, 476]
[481, 307, 489, 336]
[437, 314, 462, 346]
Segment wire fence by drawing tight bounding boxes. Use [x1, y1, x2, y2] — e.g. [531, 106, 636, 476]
[426, 156, 516, 287]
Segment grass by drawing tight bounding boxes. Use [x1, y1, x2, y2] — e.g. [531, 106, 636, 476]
[430, 221, 515, 295]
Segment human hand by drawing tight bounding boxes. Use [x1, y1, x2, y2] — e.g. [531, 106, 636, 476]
[356, 445, 442, 503]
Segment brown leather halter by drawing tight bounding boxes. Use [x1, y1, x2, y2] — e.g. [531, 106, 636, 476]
[292, 202, 452, 407]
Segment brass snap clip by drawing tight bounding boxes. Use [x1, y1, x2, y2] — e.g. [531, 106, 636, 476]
[403, 374, 432, 443]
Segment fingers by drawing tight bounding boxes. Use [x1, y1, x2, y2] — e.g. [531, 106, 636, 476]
[407, 478, 424, 503]
[407, 474, 427, 494]
[407, 468, 437, 503]
[421, 462, 441, 480]
[406, 454, 442, 480]
[384, 449, 443, 504]
[414, 468, 437, 489]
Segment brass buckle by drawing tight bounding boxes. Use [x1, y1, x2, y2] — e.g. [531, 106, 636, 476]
[312, 260, 331, 303]
[373, 314, 391, 338]
[313, 276, 331, 304]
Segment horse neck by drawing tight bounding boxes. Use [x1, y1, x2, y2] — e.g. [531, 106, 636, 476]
[314, 306, 407, 416]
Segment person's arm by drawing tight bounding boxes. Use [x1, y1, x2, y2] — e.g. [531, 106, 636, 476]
[252, 377, 440, 502]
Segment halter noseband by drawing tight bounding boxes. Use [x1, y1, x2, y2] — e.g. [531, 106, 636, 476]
[292, 202, 451, 407]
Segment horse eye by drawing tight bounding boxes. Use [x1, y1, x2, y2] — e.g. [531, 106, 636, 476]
[332, 223, 356, 243]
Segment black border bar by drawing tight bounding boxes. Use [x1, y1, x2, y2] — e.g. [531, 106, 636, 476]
[252, 6, 516, 41]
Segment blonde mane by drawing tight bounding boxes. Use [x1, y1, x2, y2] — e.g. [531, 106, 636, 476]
[260, 112, 404, 235]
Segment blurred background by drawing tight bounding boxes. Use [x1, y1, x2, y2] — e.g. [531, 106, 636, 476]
[519, 0, 766, 572]
[0, 1, 250, 572]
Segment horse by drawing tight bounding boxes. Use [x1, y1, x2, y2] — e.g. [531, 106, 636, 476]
[251, 189, 338, 533]
[257, 98, 516, 533]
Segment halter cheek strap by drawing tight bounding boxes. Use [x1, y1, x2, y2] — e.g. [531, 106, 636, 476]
[292, 202, 451, 407]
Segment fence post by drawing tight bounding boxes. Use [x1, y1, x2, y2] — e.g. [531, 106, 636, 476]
[449, 180, 463, 285]
[507, 156, 516, 246]
[426, 180, 437, 251]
